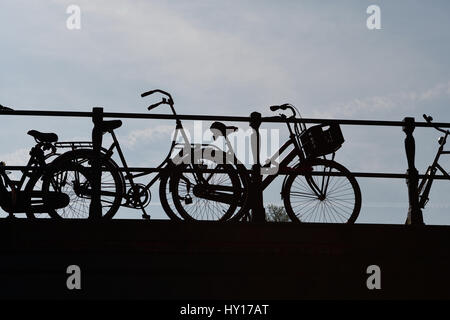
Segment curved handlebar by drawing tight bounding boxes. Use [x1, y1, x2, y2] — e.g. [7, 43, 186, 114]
[141, 89, 174, 111]
[141, 89, 173, 100]
[423, 114, 449, 134]
[269, 104, 288, 111]
[269, 103, 296, 117]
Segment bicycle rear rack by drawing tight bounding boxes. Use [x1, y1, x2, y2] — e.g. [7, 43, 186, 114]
[54, 141, 93, 149]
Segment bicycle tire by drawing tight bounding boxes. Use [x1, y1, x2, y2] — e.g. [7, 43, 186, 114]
[159, 171, 183, 220]
[42, 149, 124, 219]
[283, 158, 361, 224]
[24, 173, 49, 219]
[171, 161, 242, 221]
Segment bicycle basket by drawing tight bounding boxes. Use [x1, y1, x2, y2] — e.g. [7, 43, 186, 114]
[299, 123, 344, 159]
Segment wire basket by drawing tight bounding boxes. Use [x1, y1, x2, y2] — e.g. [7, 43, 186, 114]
[299, 123, 344, 159]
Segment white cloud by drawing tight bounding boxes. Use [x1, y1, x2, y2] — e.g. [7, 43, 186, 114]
[122, 125, 174, 148]
[33, 0, 291, 94]
[0, 148, 29, 166]
[311, 81, 450, 118]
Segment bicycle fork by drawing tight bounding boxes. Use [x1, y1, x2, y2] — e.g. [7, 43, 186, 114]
[418, 166, 436, 209]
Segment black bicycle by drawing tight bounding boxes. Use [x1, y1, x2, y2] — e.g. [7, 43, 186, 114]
[0, 130, 70, 218]
[418, 114, 450, 210]
[41, 90, 244, 220]
[169, 103, 362, 223]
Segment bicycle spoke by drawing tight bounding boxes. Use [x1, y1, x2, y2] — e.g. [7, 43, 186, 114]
[285, 160, 361, 224]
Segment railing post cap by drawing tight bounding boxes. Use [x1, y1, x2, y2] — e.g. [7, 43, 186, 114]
[403, 117, 416, 133]
[249, 112, 262, 130]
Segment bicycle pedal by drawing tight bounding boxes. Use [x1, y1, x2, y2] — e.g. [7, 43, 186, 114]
[142, 213, 151, 220]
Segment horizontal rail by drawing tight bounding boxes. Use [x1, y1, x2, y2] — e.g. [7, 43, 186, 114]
[2, 165, 447, 179]
[0, 107, 443, 225]
[1, 109, 450, 128]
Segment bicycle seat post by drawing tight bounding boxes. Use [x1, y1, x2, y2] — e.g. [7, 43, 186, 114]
[90, 107, 104, 220]
[249, 112, 266, 223]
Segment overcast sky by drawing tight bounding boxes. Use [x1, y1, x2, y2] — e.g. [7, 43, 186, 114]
[1, 0, 450, 224]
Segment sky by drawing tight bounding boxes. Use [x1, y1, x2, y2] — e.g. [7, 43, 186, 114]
[1, 0, 450, 224]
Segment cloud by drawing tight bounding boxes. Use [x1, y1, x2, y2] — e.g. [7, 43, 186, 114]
[122, 125, 174, 148]
[0, 148, 29, 166]
[311, 81, 450, 118]
[31, 0, 291, 94]
[0, 148, 30, 181]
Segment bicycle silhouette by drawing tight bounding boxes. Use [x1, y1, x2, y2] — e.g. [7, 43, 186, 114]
[20, 91, 361, 223]
[170, 103, 362, 223]
[418, 114, 450, 210]
[0, 130, 69, 218]
[42, 89, 243, 220]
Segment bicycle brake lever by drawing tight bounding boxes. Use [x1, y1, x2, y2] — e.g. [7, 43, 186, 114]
[423, 114, 433, 122]
[148, 98, 167, 111]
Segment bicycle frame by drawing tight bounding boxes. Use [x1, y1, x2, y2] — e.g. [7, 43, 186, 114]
[0, 142, 60, 214]
[99, 109, 204, 204]
[223, 114, 329, 190]
[1, 142, 53, 192]
[418, 130, 450, 209]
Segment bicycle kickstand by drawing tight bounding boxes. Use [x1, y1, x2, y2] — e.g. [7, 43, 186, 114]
[140, 206, 151, 220]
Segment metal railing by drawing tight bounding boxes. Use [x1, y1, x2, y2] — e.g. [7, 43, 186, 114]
[2, 107, 450, 225]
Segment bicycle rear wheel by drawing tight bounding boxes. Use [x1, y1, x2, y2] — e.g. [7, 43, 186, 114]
[159, 172, 183, 221]
[171, 160, 242, 221]
[283, 159, 361, 224]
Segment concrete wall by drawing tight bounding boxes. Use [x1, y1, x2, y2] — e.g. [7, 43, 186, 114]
[1, 220, 449, 299]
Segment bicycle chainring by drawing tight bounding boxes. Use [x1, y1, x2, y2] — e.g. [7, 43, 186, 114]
[124, 184, 151, 208]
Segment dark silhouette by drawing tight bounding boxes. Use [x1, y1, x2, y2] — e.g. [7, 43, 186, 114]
[173, 103, 361, 223]
[0, 90, 362, 223]
[37, 90, 245, 220]
[417, 115, 450, 211]
[0, 130, 69, 218]
[5, 92, 450, 301]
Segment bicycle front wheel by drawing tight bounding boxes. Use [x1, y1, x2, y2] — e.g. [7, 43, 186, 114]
[283, 159, 361, 224]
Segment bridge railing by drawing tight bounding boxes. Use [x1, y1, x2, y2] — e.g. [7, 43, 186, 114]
[2, 107, 450, 224]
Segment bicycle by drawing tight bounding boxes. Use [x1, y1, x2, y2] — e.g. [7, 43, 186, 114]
[169, 103, 362, 223]
[418, 114, 450, 210]
[0, 129, 70, 218]
[42, 89, 244, 220]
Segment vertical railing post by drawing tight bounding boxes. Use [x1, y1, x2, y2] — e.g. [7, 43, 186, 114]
[403, 117, 424, 225]
[249, 112, 266, 222]
[90, 107, 103, 220]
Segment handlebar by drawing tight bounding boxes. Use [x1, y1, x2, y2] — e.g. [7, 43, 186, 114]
[269, 103, 297, 117]
[269, 104, 288, 111]
[141, 89, 172, 99]
[423, 114, 449, 134]
[141, 89, 174, 111]
[148, 98, 169, 111]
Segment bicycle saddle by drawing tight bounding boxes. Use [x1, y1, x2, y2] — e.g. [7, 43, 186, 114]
[96, 120, 122, 132]
[27, 130, 58, 143]
[210, 121, 238, 138]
